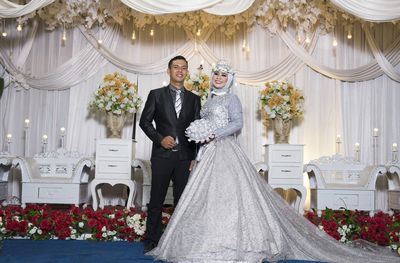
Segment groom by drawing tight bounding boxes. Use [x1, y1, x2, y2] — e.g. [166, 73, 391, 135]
[140, 55, 201, 253]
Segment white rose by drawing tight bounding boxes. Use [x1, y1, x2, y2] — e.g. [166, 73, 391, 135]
[78, 222, 84, 228]
[101, 226, 107, 232]
[29, 227, 37, 234]
[37, 229, 43, 235]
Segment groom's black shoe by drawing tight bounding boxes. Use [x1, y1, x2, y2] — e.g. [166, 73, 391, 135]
[144, 241, 157, 253]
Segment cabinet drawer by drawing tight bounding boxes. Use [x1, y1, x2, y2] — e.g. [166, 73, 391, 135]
[96, 160, 130, 174]
[97, 143, 130, 159]
[270, 150, 302, 163]
[269, 166, 303, 180]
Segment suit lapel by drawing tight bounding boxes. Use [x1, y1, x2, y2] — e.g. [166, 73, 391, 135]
[163, 86, 177, 119]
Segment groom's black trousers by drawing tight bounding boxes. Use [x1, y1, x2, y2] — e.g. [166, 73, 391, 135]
[146, 151, 191, 243]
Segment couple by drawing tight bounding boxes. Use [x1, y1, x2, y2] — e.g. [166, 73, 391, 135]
[140, 56, 398, 262]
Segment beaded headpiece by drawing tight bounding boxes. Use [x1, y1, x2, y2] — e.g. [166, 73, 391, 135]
[211, 60, 235, 75]
[210, 59, 235, 95]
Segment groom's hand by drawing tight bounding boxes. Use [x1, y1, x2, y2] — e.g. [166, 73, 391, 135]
[161, 136, 176, 149]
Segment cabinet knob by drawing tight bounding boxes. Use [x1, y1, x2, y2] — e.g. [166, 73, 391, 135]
[281, 154, 291, 157]
[108, 149, 119, 152]
[281, 169, 291, 173]
[108, 165, 117, 167]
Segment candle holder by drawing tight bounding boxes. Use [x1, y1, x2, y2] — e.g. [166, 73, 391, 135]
[392, 151, 398, 163]
[354, 143, 360, 162]
[335, 135, 341, 155]
[24, 121, 30, 156]
[5, 134, 12, 154]
[392, 143, 398, 163]
[42, 135, 48, 153]
[372, 135, 379, 165]
[60, 127, 66, 149]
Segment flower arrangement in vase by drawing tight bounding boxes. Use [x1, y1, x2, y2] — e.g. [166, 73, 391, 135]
[260, 80, 304, 143]
[89, 72, 142, 138]
[184, 65, 210, 105]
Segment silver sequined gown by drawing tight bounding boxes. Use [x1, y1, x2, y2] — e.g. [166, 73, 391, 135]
[148, 94, 398, 263]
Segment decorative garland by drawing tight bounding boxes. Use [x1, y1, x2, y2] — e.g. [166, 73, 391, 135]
[12, 0, 367, 38]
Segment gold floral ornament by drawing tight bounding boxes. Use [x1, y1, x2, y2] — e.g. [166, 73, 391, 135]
[184, 65, 210, 105]
[89, 72, 142, 115]
[260, 80, 304, 127]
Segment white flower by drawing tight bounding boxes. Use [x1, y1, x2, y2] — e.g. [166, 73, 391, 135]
[29, 227, 37, 234]
[107, 230, 116, 236]
[37, 229, 42, 235]
[70, 234, 77, 240]
[108, 214, 115, 219]
[102, 232, 107, 238]
[101, 226, 107, 232]
[78, 222, 84, 228]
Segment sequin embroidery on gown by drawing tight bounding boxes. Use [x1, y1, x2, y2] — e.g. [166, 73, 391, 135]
[148, 94, 398, 263]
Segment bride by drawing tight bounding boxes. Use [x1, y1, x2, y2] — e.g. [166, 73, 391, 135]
[147, 60, 398, 262]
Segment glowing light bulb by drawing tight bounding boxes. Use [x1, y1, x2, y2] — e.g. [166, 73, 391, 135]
[242, 39, 246, 50]
[332, 38, 338, 47]
[196, 29, 201, 36]
[62, 30, 67, 41]
[150, 29, 154, 36]
[2, 32, 7, 37]
[97, 39, 103, 44]
[347, 32, 352, 39]
[131, 31, 136, 40]
[305, 35, 311, 43]
[17, 24, 22, 31]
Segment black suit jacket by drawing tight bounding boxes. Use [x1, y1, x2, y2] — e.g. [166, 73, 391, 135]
[139, 86, 201, 160]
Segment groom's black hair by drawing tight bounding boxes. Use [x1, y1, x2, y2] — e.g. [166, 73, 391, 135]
[168, 55, 188, 69]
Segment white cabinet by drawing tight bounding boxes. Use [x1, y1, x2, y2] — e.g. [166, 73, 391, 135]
[95, 139, 133, 179]
[91, 139, 136, 210]
[265, 144, 306, 213]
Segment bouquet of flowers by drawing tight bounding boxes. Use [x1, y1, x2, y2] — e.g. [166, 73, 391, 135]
[260, 80, 304, 126]
[184, 65, 210, 105]
[89, 72, 142, 115]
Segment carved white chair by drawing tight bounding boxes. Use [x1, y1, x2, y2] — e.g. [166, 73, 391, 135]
[12, 148, 94, 207]
[304, 154, 387, 216]
[386, 163, 400, 210]
[0, 154, 15, 201]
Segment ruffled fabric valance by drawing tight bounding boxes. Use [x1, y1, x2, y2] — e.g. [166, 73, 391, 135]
[120, 0, 255, 15]
[0, 0, 54, 18]
[331, 0, 400, 22]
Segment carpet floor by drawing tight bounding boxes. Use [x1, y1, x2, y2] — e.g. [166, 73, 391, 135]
[0, 239, 323, 263]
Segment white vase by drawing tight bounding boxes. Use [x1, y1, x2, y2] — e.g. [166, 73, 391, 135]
[106, 112, 126, 138]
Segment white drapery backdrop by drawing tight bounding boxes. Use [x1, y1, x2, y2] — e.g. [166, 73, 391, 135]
[0, 19, 399, 209]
